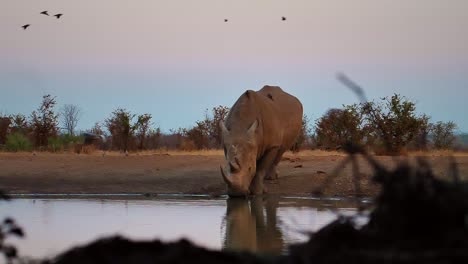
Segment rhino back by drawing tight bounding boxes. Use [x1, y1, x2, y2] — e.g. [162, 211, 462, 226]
[257, 86, 303, 149]
[225, 86, 302, 153]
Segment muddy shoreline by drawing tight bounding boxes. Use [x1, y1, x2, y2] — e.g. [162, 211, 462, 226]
[1, 151, 467, 197]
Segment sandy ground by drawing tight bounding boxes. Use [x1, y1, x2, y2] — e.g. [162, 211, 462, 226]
[1, 150, 468, 197]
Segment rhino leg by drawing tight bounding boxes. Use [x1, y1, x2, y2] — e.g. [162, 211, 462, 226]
[250, 147, 280, 195]
[265, 148, 285, 180]
[250, 171, 265, 195]
[265, 167, 278, 180]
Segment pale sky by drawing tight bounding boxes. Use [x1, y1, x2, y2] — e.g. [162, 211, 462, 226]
[1, 0, 467, 132]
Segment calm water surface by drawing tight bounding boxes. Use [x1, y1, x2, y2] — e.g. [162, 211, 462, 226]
[0, 196, 366, 259]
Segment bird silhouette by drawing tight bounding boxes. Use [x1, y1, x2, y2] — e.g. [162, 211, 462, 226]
[22, 24, 30, 30]
[40, 11, 49, 16]
[54, 13, 63, 19]
[282, 16, 286, 21]
[224, 19, 228, 22]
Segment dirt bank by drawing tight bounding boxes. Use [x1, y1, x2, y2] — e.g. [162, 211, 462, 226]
[0, 150, 467, 197]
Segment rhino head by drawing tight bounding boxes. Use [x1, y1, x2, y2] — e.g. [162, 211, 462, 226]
[220, 120, 258, 197]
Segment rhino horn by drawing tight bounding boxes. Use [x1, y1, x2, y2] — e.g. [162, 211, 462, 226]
[235, 157, 241, 169]
[247, 120, 258, 138]
[229, 160, 240, 172]
[220, 165, 232, 187]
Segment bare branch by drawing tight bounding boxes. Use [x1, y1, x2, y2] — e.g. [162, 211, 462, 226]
[61, 104, 82, 136]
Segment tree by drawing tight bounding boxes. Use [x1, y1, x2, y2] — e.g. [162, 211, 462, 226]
[9, 114, 29, 134]
[135, 114, 152, 150]
[430, 121, 458, 149]
[291, 114, 312, 152]
[181, 105, 230, 150]
[314, 105, 365, 150]
[147, 127, 161, 149]
[362, 94, 427, 155]
[61, 104, 81, 136]
[207, 105, 230, 147]
[169, 128, 186, 150]
[185, 121, 210, 150]
[0, 116, 11, 145]
[30, 95, 59, 147]
[105, 108, 135, 152]
[456, 133, 468, 150]
[89, 122, 105, 136]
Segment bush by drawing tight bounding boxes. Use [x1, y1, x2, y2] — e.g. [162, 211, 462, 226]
[9, 114, 29, 134]
[0, 117, 11, 145]
[146, 128, 161, 149]
[30, 95, 59, 147]
[47, 134, 84, 152]
[48, 137, 64, 152]
[6, 133, 32, 152]
[179, 106, 229, 150]
[61, 134, 84, 147]
[291, 115, 312, 152]
[362, 94, 427, 155]
[430, 121, 458, 150]
[314, 105, 365, 150]
[206, 106, 230, 148]
[74, 143, 83, 154]
[81, 144, 96, 154]
[105, 108, 136, 152]
[135, 114, 152, 150]
[179, 138, 197, 151]
[184, 122, 210, 150]
[313, 94, 434, 154]
[456, 133, 468, 150]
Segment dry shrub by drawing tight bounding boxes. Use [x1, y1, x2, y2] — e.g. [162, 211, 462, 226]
[0, 117, 11, 145]
[105, 108, 135, 152]
[74, 144, 96, 154]
[314, 106, 364, 150]
[179, 139, 196, 151]
[291, 114, 312, 152]
[74, 143, 83, 154]
[82, 145, 96, 154]
[30, 95, 59, 147]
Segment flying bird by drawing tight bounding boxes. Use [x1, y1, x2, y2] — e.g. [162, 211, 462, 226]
[54, 13, 63, 19]
[282, 16, 286, 21]
[40, 11, 49, 16]
[22, 24, 30, 30]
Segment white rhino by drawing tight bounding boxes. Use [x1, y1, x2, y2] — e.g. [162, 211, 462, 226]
[220, 85, 303, 196]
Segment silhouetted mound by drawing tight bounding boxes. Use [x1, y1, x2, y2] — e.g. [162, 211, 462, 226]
[289, 157, 468, 264]
[51, 236, 272, 264]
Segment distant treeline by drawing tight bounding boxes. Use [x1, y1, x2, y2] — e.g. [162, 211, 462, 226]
[0, 94, 466, 155]
[313, 94, 465, 154]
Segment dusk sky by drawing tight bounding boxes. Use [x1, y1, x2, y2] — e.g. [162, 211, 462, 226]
[1, 0, 467, 132]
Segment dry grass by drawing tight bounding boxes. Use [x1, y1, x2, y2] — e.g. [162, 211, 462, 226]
[407, 150, 468, 157]
[135, 149, 224, 156]
[285, 150, 346, 157]
[1, 148, 467, 157]
[133, 149, 347, 157]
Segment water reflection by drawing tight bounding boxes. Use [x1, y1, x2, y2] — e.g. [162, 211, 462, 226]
[223, 197, 284, 253]
[0, 197, 363, 259]
[222, 196, 366, 254]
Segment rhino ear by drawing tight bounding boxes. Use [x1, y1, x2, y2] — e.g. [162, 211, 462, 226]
[247, 120, 258, 138]
[220, 121, 229, 137]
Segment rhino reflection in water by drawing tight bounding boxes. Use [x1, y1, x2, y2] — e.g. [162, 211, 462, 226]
[220, 86, 303, 196]
[222, 197, 284, 253]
